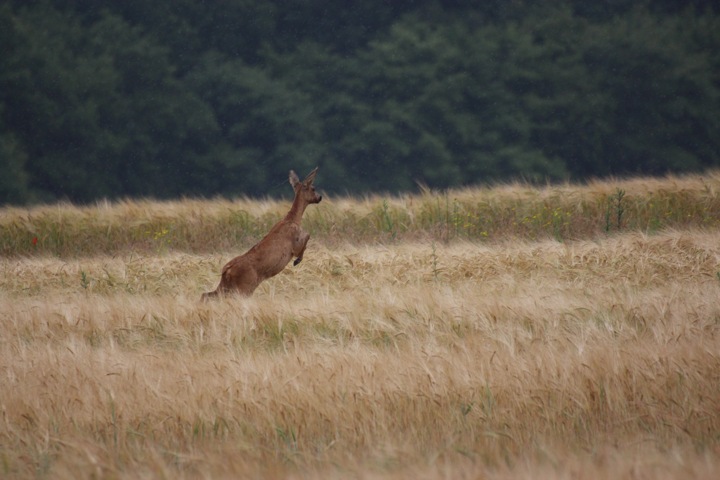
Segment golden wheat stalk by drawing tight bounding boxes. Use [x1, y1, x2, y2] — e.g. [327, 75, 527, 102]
[2, 173, 720, 478]
[2, 221, 719, 478]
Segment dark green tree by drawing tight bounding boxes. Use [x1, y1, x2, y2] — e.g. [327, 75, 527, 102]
[185, 52, 324, 197]
[0, 0, 719, 203]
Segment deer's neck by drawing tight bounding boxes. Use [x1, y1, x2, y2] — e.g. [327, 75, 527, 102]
[285, 195, 308, 225]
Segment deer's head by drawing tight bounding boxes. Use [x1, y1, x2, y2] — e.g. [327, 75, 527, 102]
[289, 167, 322, 205]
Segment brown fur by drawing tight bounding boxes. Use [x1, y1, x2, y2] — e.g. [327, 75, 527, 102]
[202, 167, 322, 300]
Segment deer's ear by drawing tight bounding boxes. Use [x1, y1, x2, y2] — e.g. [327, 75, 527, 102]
[303, 167, 319, 186]
[289, 170, 300, 189]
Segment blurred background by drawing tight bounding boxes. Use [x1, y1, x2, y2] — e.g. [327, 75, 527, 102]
[1, 0, 718, 205]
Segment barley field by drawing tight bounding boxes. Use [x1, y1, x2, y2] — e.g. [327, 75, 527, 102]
[2, 173, 720, 479]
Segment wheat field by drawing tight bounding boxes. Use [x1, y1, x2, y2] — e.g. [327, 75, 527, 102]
[2, 173, 720, 479]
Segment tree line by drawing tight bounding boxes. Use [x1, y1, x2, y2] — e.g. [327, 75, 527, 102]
[1, 0, 719, 204]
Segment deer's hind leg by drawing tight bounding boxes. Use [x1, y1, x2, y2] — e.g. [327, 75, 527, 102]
[219, 259, 261, 296]
[292, 230, 311, 266]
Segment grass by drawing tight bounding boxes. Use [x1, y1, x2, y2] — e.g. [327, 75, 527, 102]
[1, 172, 720, 478]
[2, 171, 720, 257]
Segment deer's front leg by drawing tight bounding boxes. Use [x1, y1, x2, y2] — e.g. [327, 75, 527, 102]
[292, 230, 310, 266]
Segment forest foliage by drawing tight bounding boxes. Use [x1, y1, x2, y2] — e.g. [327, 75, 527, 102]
[1, 0, 719, 204]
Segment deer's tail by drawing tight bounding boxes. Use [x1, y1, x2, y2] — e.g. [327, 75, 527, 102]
[201, 290, 218, 302]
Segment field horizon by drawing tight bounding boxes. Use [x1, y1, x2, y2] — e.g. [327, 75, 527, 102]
[2, 172, 719, 479]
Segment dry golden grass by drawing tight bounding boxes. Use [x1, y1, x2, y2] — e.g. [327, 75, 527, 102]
[2, 174, 720, 478]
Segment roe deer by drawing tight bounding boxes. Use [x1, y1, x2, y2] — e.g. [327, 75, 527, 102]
[202, 167, 322, 301]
